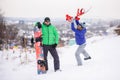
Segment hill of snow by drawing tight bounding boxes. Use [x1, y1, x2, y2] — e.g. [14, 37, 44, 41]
[0, 35, 120, 80]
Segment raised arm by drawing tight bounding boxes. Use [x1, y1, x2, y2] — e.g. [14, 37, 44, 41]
[75, 20, 82, 27]
[71, 22, 76, 32]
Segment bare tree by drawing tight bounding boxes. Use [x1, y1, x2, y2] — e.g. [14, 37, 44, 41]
[0, 9, 5, 50]
[0, 9, 19, 50]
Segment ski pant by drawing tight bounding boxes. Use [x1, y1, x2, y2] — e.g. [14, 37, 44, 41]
[75, 43, 90, 65]
[43, 45, 60, 71]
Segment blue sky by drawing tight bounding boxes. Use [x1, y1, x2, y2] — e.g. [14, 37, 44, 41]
[0, 0, 120, 19]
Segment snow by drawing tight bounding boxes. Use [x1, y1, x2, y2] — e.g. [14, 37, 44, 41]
[0, 35, 120, 80]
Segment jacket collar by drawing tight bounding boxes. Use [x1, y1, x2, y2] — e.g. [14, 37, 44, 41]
[43, 22, 51, 27]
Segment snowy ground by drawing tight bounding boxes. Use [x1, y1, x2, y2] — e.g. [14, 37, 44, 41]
[0, 35, 120, 80]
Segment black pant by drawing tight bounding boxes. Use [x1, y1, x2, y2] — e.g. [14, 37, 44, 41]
[43, 45, 60, 71]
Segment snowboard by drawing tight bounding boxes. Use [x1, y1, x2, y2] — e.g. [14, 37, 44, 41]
[34, 26, 46, 74]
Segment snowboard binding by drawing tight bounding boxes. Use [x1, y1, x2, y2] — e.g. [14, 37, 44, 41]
[37, 59, 46, 67]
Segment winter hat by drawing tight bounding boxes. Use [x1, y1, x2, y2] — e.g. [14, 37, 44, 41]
[44, 17, 50, 22]
[77, 22, 86, 28]
[81, 22, 86, 27]
[35, 22, 42, 29]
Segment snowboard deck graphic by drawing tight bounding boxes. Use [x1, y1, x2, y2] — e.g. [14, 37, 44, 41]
[34, 26, 46, 74]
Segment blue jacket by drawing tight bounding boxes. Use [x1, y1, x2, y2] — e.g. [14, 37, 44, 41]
[71, 20, 86, 45]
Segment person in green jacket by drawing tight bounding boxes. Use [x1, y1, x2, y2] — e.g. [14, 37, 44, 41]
[42, 17, 60, 72]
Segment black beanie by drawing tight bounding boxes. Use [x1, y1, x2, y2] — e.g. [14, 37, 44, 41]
[37, 22, 42, 29]
[44, 17, 50, 22]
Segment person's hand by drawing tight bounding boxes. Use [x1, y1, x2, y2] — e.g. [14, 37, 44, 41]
[40, 42, 43, 47]
[75, 16, 80, 20]
[52, 44, 57, 48]
[69, 17, 75, 23]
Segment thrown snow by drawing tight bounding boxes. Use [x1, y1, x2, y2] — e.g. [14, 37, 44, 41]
[0, 35, 120, 80]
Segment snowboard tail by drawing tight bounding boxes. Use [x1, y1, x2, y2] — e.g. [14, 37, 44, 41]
[37, 59, 46, 74]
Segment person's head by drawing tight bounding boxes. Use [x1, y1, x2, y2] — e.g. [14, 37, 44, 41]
[77, 22, 86, 30]
[77, 24, 83, 30]
[35, 22, 41, 29]
[44, 17, 51, 26]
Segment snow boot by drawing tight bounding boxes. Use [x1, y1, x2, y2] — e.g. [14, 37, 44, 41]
[84, 56, 91, 60]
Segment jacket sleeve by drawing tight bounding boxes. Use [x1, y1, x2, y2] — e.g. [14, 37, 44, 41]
[75, 20, 82, 27]
[71, 22, 76, 32]
[53, 27, 59, 44]
[71, 22, 81, 33]
[75, 20, 79, 25]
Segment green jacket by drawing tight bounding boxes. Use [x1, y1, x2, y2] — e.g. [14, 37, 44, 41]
[42, 23, 59, 45]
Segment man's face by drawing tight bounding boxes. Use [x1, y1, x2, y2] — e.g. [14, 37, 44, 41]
[44, 21, 50, 25]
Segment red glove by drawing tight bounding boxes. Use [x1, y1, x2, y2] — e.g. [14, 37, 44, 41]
[75, 16, 80, 20]
[66, 14, 73, 22]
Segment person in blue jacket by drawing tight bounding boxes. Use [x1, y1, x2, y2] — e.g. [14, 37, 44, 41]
[71, 19, 91, 66]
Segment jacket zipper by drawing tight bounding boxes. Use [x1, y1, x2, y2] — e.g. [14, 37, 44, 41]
[47, 27, 49, 45]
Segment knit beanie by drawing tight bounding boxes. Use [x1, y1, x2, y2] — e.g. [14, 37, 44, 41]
[44, 17, 50, 22]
